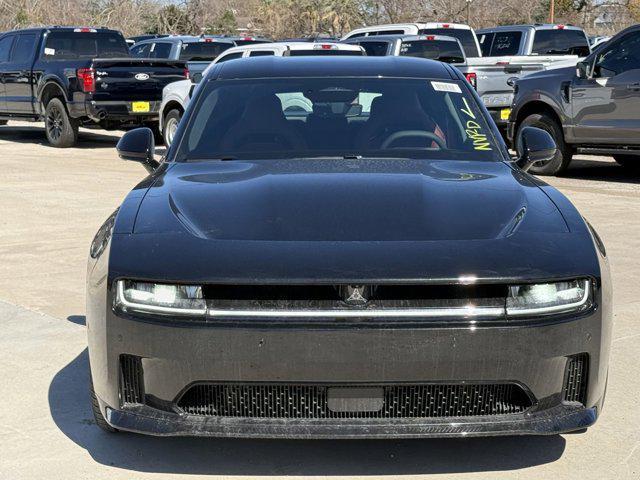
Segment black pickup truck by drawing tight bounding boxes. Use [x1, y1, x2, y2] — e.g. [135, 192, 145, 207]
[508, 24, 640, 175]
[0, 27, 188, 147]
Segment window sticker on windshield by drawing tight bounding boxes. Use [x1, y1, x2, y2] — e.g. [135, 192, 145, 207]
[461, 97, 492, 151]
[431, 81, 461, 93]
[44, 48, 55, 56]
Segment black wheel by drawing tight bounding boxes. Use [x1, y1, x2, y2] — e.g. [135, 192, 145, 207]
[613, 154, 640, 171]
[44, 98, 78, 147]
[90, 381, 118, 433]
[162, 109, 182, 147]
[516, 113, 572, 176]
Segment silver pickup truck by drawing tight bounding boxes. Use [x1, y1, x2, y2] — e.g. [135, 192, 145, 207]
[466, 24, 591, 129]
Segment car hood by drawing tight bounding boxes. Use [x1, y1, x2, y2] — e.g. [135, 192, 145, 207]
[518, 65, 576, 84]
[133, 159, 567, 241]
[109, 158, 602, 283]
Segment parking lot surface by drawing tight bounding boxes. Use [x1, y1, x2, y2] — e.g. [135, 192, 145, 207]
[0, 121, 638, 479]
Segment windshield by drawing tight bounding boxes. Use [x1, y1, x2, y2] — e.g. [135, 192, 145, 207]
[400, 40, 464, 63]
[179, 42, 232, 61]
[418, 28, 479, 57]
[531, 29, 590, 56]
[44, 31, 129, 59]
[177, 77, 499, 162]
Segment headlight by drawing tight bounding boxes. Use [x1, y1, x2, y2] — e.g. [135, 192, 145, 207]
[506, 279, 591, 316]
[116, 280, 206, 315]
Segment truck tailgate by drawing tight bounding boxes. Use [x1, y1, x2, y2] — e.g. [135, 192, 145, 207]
[91, 58, 187, 102]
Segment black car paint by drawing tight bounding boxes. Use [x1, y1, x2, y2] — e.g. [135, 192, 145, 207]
[0, 27, 187, 129]
[87, 57, 612, 438]
[509, 24, 640, 151]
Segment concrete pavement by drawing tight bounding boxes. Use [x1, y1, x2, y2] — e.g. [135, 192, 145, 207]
[0, 122, 638, 479]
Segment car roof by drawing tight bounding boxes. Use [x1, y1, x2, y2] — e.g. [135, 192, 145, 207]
[477, 24, 585, 33]
[218, 42, 363, 58]
[1, 26, 122, 35]
[350, 34, 463, 43]
[210, 56, 455, 81]
[134, 35, 235, 45]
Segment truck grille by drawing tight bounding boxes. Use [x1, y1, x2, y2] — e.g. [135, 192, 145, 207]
[563, 353, 589, 405]
[176, 383, 533, 418]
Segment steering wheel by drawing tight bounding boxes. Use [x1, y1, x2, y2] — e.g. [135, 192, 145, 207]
[380, 130, 446, 150]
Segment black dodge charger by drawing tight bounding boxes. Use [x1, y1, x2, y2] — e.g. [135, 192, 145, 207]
[87, 56, 612, 438]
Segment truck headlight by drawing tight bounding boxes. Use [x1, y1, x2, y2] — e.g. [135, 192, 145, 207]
[116, 280, 206, 315]
[506, 279, 591, 316]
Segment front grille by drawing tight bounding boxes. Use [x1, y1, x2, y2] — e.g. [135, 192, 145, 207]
[177, 383, 533, 418]
[563, 353, 589, 405]
[119, 354, 144, 405]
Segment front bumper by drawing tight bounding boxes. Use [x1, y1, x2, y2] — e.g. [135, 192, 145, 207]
[103, 402, 597, 438]
[87, 301, 610, 438]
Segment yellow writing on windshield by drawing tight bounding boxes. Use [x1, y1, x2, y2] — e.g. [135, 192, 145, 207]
[461, 98, 492, 151]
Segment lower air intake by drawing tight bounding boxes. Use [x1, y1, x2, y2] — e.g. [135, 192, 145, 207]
[563, 353, 589, 405]
[177, 383, 533, 418]
[119, 354, 144, 405]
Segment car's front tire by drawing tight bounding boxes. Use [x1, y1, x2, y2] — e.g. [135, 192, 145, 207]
[614, 154, 640, 171]
[163, 109, 182, 147]
[44, 98, 79, 147]
[90, 381, 118, 433]
[516, 113, 572, 176]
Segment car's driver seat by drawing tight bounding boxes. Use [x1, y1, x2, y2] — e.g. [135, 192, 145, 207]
[221, 94, 306, 152]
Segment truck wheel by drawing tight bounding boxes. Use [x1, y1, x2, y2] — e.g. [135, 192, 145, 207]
[44, 98, 79, 148]
[613, 154, 640, 171]
[163, 109, 182, 147]
[90, 380, 118, 433]
[516, 113, 572, 176]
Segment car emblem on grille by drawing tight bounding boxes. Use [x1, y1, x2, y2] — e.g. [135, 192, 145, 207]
[134, 73, 150, 81]
[342, 285, 368, 306]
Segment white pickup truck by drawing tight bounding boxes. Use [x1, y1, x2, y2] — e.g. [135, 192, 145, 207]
[467, 24, 591, 129]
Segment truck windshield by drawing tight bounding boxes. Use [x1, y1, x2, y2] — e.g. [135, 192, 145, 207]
[179, 42, 232, 61]
[43, 31, 129, 59]
[400, 40, 465, 63]
[418, 29, 479, 57]
[177, 77, 500, 162]
[532, 29, 590, 56]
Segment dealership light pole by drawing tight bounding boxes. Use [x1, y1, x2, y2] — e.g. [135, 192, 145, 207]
[466, 0, 473, 25]
[549, 0, 555, 23]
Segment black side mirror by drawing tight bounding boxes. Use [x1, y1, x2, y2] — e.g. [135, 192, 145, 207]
[192, 72, 203, 84]
[516, 127, 557, 172]
[576, 60, 591, 79]
[116, 128, 159, 173]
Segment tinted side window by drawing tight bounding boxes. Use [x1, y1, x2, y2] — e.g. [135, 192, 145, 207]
[11, 34, 37, 63]
[595, 32, 640, 77]
[216, 52, 243, 62]
[487, 31, 521, 56]
[130, 43, 151, 57]
[0, 35, 15, 63]
[478, 33, 494, 56]
[249, 50, 275, 57]
[358, 41, 389, 56]
[531, 29, 590, 56]
[151, 42, 172, 58]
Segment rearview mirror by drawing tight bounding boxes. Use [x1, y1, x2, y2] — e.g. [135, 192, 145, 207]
[576, 60, 591, 79]
[516, 127, 557, 172]
[116, 128, 159, 173]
